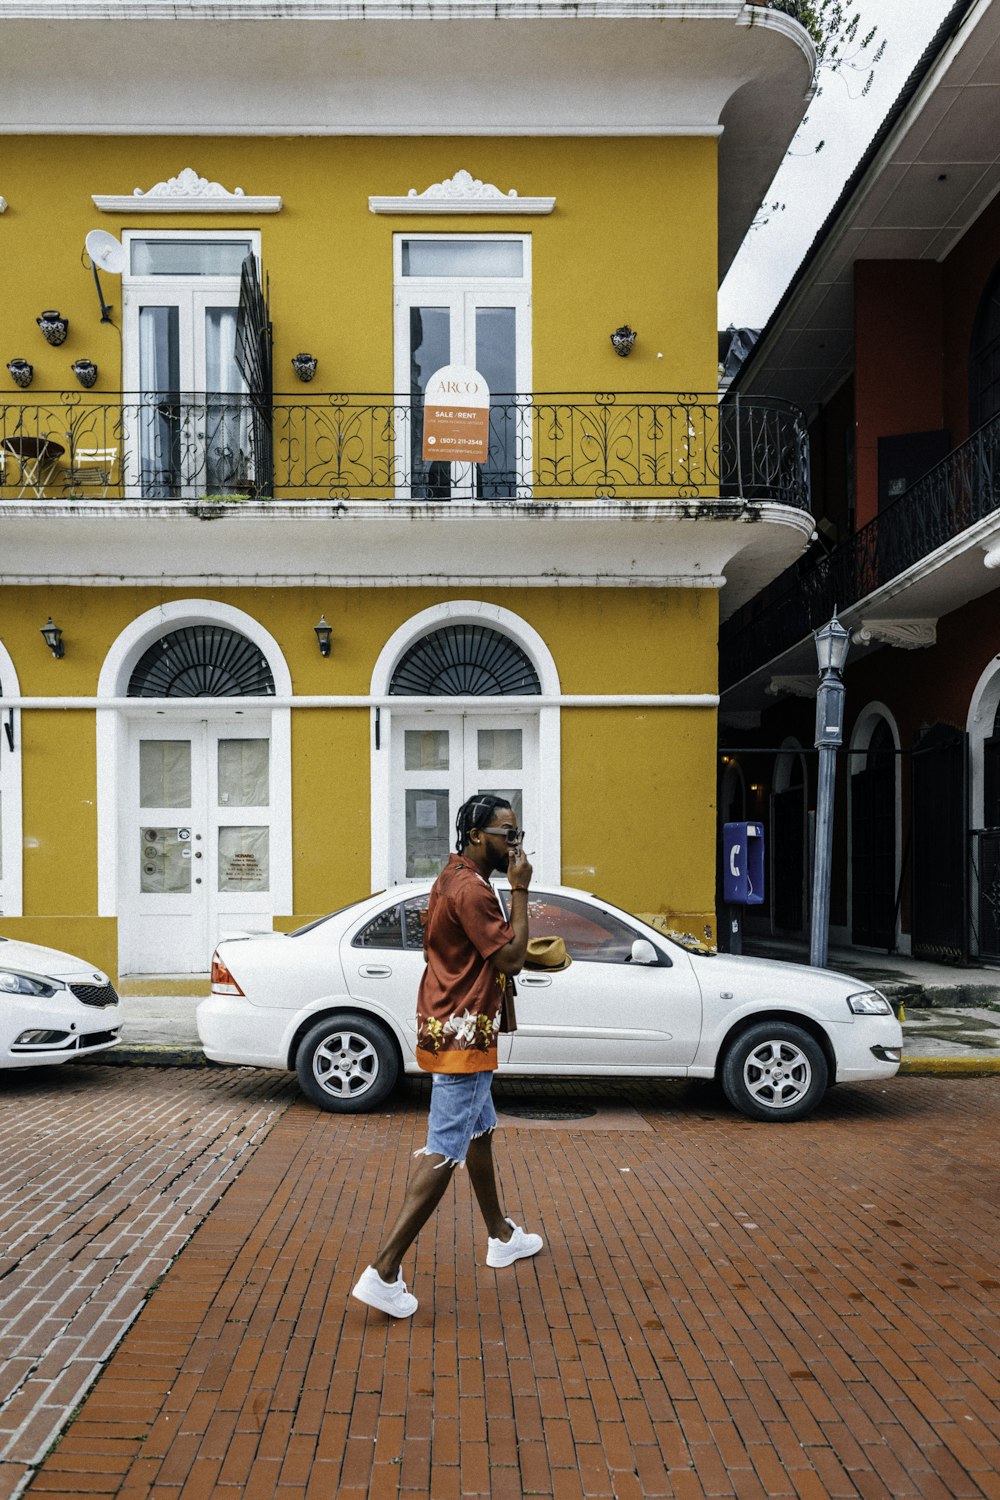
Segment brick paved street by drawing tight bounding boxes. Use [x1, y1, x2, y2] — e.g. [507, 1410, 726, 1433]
[9, 1070, 997, 1499]
[0, 1065, 296, 1500]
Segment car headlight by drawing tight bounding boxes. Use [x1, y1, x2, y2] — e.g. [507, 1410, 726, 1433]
[0, 970, 57, 998]
[847, 990, 893, 1016]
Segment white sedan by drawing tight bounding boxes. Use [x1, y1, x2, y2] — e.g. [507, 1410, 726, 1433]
[197, 882, 902, 1124]
[0, 936, 122, 1066]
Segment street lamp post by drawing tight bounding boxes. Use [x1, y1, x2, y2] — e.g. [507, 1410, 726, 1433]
[809, 613, 851, 968]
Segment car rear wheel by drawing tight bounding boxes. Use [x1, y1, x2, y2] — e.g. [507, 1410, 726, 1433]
[720, 1021, 828, 1122]
[295, 1014, 399, 1113]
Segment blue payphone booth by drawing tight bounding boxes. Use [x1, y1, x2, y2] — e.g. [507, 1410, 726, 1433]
[723, 822, 764, 953]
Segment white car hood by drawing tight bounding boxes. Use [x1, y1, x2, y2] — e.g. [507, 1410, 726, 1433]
[692, 951, 868, 1003]
[0, 936, 109, 986]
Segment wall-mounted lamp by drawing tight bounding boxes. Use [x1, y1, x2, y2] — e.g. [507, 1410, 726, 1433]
[71, 359, 98, 389]
[314, 614, 333, 657]
[37, 311, 69, 347]
[40, 618, 64, 659]
[610, 325, 637, 357]
[292, 353, 318, 383]
[7, 359, 33, 389]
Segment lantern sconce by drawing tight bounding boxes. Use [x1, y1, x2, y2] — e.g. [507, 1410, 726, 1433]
[71, 359, 98, 389]
[7, 359, 33, 389]
[314, 614, 333, 657]
[292, 353, 318, 382]
[40, 618, 64, 659]
[610, 325, 637, 357]
[37, 311, 69, 347]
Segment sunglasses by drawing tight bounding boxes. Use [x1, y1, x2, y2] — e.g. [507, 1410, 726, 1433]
[480, 825, 526, 845]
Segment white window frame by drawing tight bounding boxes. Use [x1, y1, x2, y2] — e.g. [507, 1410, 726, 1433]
[121, 230, 261, 497]
[393, 233, 532, 499]
[96, 600, 293, 933]
[369, 600, 560, 891]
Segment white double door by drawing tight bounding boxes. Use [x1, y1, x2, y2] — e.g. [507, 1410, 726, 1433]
[119, 719, 274, 974]
[395, 287, 531, 500]
[123, 286, 247, 498]
[391, 714, 537, 884]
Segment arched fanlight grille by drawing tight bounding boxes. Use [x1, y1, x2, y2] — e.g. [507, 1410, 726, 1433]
[389, 625, 541, 697]
[127, 626, 275, 698]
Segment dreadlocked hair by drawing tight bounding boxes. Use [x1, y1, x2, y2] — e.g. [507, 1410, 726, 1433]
[455, 794, 512, 852]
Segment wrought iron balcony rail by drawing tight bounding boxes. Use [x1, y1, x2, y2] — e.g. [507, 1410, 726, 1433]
[0, 391, 809, 507]
[720, 410, 1000, 689]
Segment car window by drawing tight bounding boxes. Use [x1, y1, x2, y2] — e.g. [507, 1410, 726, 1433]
[403, 894, 429, 949]
[353, 905, 405, 949]
[521, 892, 638, 964]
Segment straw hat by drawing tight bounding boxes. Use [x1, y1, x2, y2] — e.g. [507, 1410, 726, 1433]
[524, 936, 573, 971]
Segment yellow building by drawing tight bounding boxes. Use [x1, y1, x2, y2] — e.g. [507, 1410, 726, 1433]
[0, 1, 815, 983]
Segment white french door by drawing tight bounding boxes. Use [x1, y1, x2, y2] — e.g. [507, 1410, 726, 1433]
[122, 233, 256, 498]
[390, 714, 537, 884]
[394, 235, 531, 500]
[119, 719, 275, 974]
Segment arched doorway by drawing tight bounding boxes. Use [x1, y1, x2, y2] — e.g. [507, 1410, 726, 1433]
[772, 742, 807, 933]
[98, 603, 291, 975]
[370, 602, 559, 888]
[850, 712, 898, 950]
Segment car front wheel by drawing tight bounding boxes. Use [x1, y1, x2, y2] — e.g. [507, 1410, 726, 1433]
[295, 1014, 399, 1113]
[720, 1021, 828, 1122]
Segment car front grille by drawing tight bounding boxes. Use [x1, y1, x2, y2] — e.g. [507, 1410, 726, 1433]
[69, 981, 119, 1009]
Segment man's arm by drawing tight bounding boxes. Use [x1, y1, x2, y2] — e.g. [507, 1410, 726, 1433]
[491, 847, 532, 975]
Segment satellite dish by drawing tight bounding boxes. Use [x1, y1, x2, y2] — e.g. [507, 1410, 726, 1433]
[85, 229, 126, 275]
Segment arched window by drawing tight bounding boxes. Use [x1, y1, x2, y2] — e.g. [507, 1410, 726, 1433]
[970, 261, 1000, 431]
[389, 625, 541, 697]
[127, 626, 275, 698]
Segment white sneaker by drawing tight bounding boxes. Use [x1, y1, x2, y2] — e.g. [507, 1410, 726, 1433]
[351, 1265, 418, 1318]
[487, 1217, 544, 1268]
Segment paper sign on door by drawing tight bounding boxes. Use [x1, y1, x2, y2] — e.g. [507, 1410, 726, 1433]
[422, 364, 490, 464]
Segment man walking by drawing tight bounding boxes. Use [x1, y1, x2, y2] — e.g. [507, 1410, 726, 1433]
[352, 794, 544, 1318]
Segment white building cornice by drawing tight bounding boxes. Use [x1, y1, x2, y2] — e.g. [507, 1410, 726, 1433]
[370, 169, 554, 215]
[93, 167, 281, 215]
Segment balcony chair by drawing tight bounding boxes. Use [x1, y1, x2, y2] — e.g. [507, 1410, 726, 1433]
[66, 446, 117, 497]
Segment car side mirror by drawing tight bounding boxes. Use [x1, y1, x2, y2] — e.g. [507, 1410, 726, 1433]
[629, 938, 659, 966]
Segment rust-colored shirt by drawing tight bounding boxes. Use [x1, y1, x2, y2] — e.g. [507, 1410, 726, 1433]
[416, 853, 514, 1073]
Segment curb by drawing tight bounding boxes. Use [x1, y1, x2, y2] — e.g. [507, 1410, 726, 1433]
[78, 1045, 1000, 1077]
[899, 1056, 1000, 1077]
[75, 1045, 208, 1068]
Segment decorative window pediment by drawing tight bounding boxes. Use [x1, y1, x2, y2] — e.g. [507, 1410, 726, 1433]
[93, 167, 281, 215]
[370, 169, 554, 216]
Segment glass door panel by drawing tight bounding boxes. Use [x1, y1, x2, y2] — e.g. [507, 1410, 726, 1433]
[201, 302, 250, 494]
[409, 304, 454, 500]
[211, 729, 273, 918]
[475, 304, 519, 499]
[137, 305, 181, 498]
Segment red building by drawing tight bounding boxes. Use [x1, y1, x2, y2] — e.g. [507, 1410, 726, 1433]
[720, 0, 1000, 964]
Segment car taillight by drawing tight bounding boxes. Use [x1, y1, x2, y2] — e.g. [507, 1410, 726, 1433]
[211, 952, 245, 997]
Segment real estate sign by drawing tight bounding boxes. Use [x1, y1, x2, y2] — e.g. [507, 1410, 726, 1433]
[422, 364, 490, 464]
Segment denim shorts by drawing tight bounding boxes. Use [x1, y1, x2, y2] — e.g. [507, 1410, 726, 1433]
[417, 1071, 497, 1168]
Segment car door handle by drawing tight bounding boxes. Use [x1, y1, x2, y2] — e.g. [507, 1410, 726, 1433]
[359, 964, 392, 977]
[518, 975, 551, 987]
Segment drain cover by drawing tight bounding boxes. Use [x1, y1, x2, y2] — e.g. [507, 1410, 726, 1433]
[498, 1101, 598, 1121]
